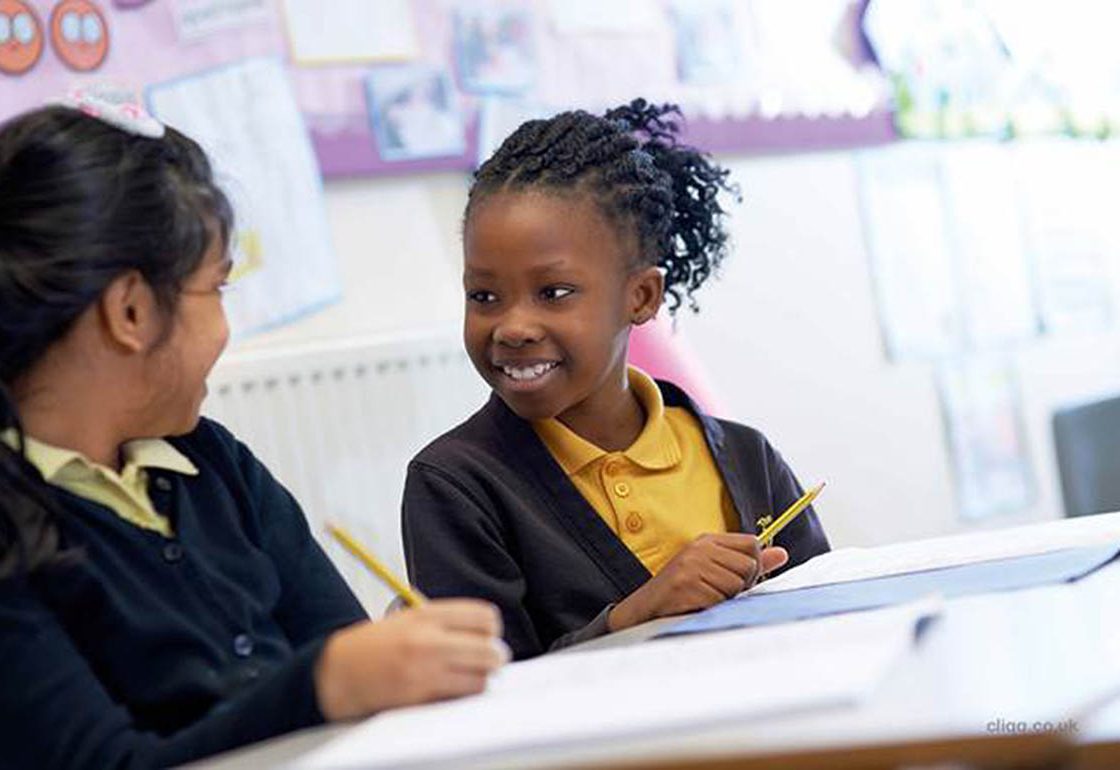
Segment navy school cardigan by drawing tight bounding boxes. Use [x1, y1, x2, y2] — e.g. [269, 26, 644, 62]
[402, 380, 830, 660]
[0, 418, 367, 770]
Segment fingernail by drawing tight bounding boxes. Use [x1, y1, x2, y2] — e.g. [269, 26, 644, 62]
[492, 637, 512, 665]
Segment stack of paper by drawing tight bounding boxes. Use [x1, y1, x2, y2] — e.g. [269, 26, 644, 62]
[662, 545, 1116, 636]
[295, 599, 940, 769]
[754, 511, 1120, 595]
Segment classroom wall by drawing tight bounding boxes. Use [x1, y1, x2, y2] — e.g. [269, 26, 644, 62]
[234, 149, 1120, 549]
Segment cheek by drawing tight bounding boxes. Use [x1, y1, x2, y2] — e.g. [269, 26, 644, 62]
[462, 313, 491, 364]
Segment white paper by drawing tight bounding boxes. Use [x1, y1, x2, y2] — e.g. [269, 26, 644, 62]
[1014, 140, 1120, 334]
[546, 0, 660, 34]
[296, 599, 941, 769]
[171, 0, 270, 42]
[753, 511, 1120, 595]
[857, 146, 962, 360]
[280, 0, 419, 65]
[148, 57, 340, 337]
[939, 144, 1039, 348]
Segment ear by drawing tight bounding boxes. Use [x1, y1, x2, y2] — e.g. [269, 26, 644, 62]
[627, 265, 664, 326]
[98, 271, 163, 354]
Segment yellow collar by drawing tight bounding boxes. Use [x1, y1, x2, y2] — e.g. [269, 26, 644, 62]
[533, 367, 682, 476]
[3, 430, 198, 481]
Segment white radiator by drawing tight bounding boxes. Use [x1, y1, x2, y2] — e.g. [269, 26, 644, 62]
[202, 327, 488, 615]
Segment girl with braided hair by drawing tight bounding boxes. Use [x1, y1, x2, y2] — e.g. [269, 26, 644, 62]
[402, 99, 830, 659]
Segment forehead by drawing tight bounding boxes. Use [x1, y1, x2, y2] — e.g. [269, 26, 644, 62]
[464, 191, 632, 272]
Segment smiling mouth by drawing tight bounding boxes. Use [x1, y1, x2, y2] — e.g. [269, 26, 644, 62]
[497, 361, 560, 383]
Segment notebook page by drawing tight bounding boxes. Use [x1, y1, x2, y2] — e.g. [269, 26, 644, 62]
[295, 598, 940, 770]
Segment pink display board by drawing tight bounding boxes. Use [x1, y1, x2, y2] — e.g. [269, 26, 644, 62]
[1, 0, 894, 180]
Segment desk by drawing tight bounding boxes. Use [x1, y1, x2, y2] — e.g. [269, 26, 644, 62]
[191, 558, 1120, 769]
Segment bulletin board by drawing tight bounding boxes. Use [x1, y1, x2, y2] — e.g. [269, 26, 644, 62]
[0, 0, 896, 180]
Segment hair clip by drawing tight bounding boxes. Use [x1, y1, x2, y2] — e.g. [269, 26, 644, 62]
[59, 86, 165, 139]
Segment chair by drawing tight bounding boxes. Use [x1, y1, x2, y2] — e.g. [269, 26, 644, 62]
[1053, 394, 1120, 517]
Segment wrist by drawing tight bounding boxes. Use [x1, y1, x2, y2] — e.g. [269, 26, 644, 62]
[608, 592, 647, 632]
[314, 628, 359, 721]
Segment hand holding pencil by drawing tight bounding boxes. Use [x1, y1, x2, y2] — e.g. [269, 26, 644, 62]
[607, 483, 824, 632]
[314, 523, 510, 722]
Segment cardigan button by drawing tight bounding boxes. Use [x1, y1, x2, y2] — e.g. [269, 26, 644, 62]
[233, 634, 254, 658]
[162, 543, 183, 563]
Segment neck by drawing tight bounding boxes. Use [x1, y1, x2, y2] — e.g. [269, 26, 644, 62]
[14, 349, 133, 471]
[557, 365, 646, 452]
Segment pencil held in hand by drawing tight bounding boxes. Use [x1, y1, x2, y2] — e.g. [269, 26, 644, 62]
[327, 522, 427, 608]
[758, 482, 825, 548]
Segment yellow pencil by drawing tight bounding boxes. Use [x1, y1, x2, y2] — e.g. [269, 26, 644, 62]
[757, 482, 826, 547]
[326, 522, 427, 608]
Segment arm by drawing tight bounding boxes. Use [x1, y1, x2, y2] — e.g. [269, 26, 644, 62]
[0, 577, 329, 770]
[228, 429, 368, 644]
[402, 462, 545, 659]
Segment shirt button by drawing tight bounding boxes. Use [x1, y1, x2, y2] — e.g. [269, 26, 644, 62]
[153, 477, 172, 492]
[603, 459, 623, 476]
[162, 543, 183, 563]
[233, 634, 254, 658]
[613, 481, 631, 498]
[625, 512, 643, 532]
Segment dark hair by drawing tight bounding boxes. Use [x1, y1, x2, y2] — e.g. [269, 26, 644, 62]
[466, 98, 738, 313]
[0, 105, 233, 577]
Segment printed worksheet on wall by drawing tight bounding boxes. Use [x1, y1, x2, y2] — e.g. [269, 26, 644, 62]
[148, 56, 341, 337]
[857, 145, 963, 360]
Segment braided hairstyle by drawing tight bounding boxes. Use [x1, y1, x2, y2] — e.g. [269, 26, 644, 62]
[466, 99, 738, 313]
[0, 106, 233, 577]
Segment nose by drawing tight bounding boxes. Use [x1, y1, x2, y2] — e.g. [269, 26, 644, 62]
[492, 304, 544, 348]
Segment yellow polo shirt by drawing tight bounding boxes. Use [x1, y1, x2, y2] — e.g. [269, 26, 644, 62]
[534, 367, 739, 574]
[2, 431, 198, 537]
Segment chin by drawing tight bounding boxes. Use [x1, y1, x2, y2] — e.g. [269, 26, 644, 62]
[166, 412, 203, 437]
[496, 391, 561, 422]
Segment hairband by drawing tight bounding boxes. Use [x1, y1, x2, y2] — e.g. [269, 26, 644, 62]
[59, 86, 165, 139]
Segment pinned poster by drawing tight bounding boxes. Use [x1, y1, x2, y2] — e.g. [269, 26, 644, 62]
[938, 142, 1039, 349]
[938, 358, 1035, 520]
[857, 145, 962, 361]
[280, 0, 419, 65]
[148, 57, 340, 337]
[1014, 140, 1119, 335]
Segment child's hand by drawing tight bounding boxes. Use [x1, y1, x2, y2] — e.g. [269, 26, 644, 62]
[315, 599, 510, 721]
[608, 534, 788, 632]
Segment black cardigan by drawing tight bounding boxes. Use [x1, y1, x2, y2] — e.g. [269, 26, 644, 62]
[402, 380, 830, 660]
[0, 419, 367, 770]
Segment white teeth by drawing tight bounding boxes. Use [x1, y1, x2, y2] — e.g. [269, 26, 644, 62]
[501, 362, 558, 381]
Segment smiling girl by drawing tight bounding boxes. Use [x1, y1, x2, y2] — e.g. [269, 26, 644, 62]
[402, 100, 830, 660]
[0, 103, 505, 769]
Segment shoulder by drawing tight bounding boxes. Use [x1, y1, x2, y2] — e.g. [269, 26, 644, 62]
[410, 394, 523, 472]
[165, 417, 270, 493]
[656, 378, 773, 452]
[168, 416, 242, 459]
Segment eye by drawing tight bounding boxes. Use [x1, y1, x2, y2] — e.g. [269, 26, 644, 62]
[540, 285, 575, 302]
[60, 11, 80, 42]
[466, 289, 497, 304]
[0, 15, 12, 44]
[81, 13, 102, 44]
[13, 12, 34, 43]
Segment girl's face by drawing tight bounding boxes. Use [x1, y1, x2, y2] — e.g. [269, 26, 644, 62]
[142, 239, 231, 436]
[463, 191, 661, 424]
